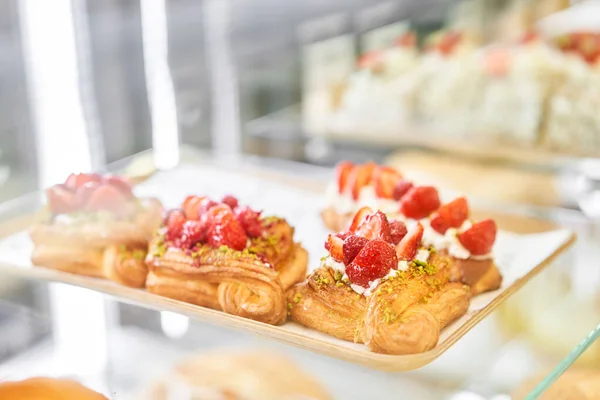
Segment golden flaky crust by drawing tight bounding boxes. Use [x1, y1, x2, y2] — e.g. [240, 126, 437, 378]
[30, 198, 162, 287]
[288, 253, 486, 354]
[145, 237, 307, 325]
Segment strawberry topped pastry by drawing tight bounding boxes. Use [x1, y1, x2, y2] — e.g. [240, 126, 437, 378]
[30, 173, 162, 287]
[145, 194, 308, 325]
[288, 205, 502, 355]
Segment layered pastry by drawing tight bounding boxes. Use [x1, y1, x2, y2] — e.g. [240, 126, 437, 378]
[298, 170, 502, 354]
[30, 173, 162, 287]
[143, 350, 332, 400]
[145, 195, 308, 325]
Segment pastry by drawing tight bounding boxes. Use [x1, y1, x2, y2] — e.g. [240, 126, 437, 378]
[146, 195, 308, 325]
[143, 350, 332, 400]
[30, 173, 162, 287]
[293, 190, 501, 354]
[0, 377, 108, 400]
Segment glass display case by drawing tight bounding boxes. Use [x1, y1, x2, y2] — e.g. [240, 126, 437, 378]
[1, 0, 600, 399]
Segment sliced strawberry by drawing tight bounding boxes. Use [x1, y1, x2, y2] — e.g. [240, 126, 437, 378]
[182, 195, 206, 220]
[354, 211, 392, 243]
[389, 220, 408, 245]
[75, 181, 101, 208]
[400, 186, 441, 220]
[373, 166, 402, 199]
[346, 240, 398, 288]
[179, 219, 207, 249]
[325, 234, 344, 262]
[103, 175, 134, 198]
[437, 31, 462, 56]
[46, 184, 78, 214]
[335, 161, 355, 194]
[392, 180, 414, 201]
[196, 198, 219, 218]
[430, 197, 469, 234]
[358, 51, 384, 71]
[207, 211, 248, 251]
[348, 163, 376, 201]
[234, 206, 263, 238]
[458, 219, 497, 256]
[395, 32, 416, 48]
[349, 206, 374, 232]
[335, 230, 352, 241]
[221, 194, 239, 210]
[343, 235, 369, 265]
[84, 184, 129, 215]
[395, 222, 424, 260]
[64, 173, 103, 190]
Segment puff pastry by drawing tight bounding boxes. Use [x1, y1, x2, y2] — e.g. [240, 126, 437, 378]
[146, 196, 308, 325]
[30, 173, 162, 287]
[291, 192, 502, 354]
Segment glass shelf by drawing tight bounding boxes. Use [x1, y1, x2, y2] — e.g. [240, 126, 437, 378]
[0, 146, 598, 399]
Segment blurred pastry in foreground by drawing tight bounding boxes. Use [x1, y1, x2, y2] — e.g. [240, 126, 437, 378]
[30, 173, 162, 287]
[144, 351, 332, 400]
[0, 377, 107, 400]
[512, 369, 600, 400]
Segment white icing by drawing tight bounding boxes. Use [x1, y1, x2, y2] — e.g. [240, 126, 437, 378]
[323, 256, 345, 272]
[350, 284, 366, 295]
[397, 260, 410, 271]
[415, 249, 430, 263]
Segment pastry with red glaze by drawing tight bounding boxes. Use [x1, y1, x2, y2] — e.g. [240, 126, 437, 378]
[145, 195, 308, 325]
[289, 205, 502, 354]
[30, 173, 162, 287]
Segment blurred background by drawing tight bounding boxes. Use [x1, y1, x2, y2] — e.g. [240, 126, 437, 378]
[1, 0, 600, 399]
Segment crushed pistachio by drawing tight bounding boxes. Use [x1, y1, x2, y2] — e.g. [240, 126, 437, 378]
[383, 307, 398, 324]
[287, 303, 293, 309]
[320, 255, 328, 262]
[336, 282, 345, 287]
[333, 270, 343, 282]
[132, 249, 145, 260]
[428, 245, 437, 254]
[293, 293, 302, 303]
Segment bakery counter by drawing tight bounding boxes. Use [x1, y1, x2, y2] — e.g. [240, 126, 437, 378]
[0, 147, 599, 399]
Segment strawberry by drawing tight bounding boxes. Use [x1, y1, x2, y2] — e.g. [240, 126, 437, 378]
[103, 175, 134, 198]
[234, 206, 263, 238]
[458, 219, 497, 256]
[395, 222, 424, 260]
[84, 184, 129, 215]
[395, 32, 416, 48]
[343, 235, 369, 265]
[393, 180, 414, 201]
[335, 231, 352, 241]
[182, 195, 206, 220]
[358, 51, 384, 72]
[196, 198, 219, 218]
[221, 194, 239, 210]
[207, 211, 248, 251]
[430, 196, 469, 234]
[389, 220, 408, 245]
[354, 211, 393, 243]
[179, 219, 207, 249]
[346, 240, 398, 288]
[46, 184, 78, 214]
[64, 173, 102, 190]
[75, 181, 101, 208]
[325, 234, 344, 262]
[348, 163, 376, 200]
[349, 206, 374, 232]
[335, 161, 355, 194]
[437, 31, 462, 56]
[373, 166, 402, 199]
[164, 209, 187, 241]
[400, 186, 441, 220]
